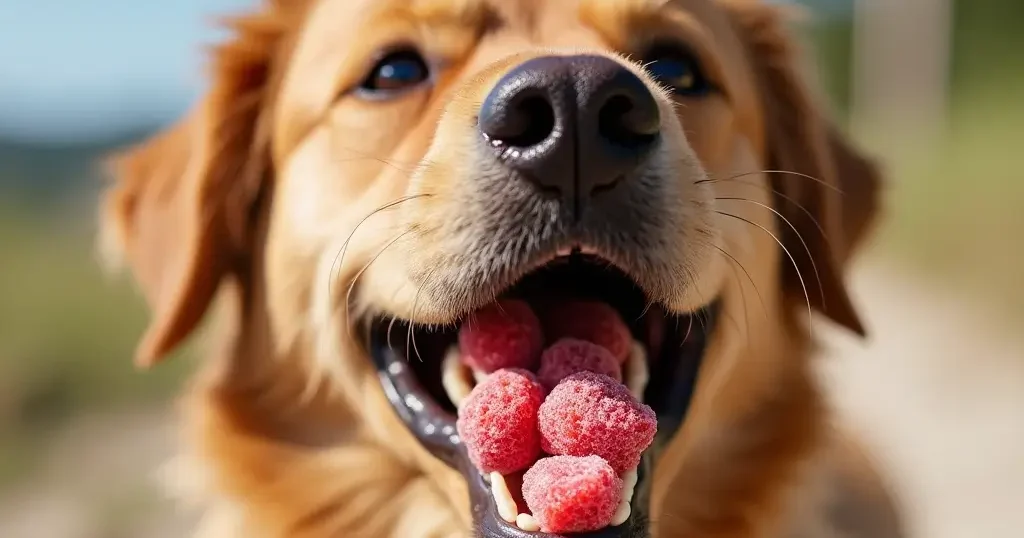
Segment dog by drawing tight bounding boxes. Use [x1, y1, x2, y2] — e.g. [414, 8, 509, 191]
[97, 0, 904, 536]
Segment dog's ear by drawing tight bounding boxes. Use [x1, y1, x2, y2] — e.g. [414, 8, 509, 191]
[98, 6, 294, 367]
[723, 0, 884, 336]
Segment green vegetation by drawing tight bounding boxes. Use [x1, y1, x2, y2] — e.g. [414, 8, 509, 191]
[801, 4, 1024, 319]
[878, 81, 1024, 318]
[0, 196, 192, 486]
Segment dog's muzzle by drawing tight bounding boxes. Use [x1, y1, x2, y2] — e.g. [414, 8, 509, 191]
[366, 54, 717, 537]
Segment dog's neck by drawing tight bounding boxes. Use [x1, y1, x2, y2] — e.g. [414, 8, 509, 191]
[650, 314, 826, 538]
[175, 276, 468, 536]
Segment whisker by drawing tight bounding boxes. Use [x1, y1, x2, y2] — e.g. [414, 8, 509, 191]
[714, 210, 814, 332]
[386, 315, 400, 352]
[682, 311, 694, 344]
[344, 230, 413, 341]
[410, 319, 425, 364]
[328, 129, 424, 172]
[715, 196, 825, 308]
[638, 299, 655, 322]
[331, 155, 419, 175]
[704, 241, 768, 324]
[407, 265, 440, 364]
[406, 312, 415, 364]
[726, 249, 752, 350]
[328, 194, 432, 298]
[698, 240, 767, 352]
[698, 175, 829, 242]
[678, 263, 709, 336]
[696, 169, 843, 195]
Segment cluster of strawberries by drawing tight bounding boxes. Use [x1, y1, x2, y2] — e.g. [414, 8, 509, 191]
[454, 299, 657, 534]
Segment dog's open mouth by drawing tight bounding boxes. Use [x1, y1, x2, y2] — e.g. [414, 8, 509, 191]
[368, 252, 717, 537]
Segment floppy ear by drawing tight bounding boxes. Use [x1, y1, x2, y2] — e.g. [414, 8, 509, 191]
[98, 6, 292, 367]
[724, 1, 884, 336]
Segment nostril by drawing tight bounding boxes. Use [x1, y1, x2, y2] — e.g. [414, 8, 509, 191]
[478, 56, 577, 197]
[598, 93, 660, 150]
[499, 95, 556, 148]
[480, 88, 558, 150]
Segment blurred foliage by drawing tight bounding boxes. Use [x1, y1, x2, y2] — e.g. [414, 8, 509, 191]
[0, 190, 192, 486]
[948, 0, 1024, 95]
[798, 0, 1024, 319]
[801, 0, 1024, 113]
[880, 95, 1024, 319]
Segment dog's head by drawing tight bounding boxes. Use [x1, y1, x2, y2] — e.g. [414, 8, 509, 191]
[99, 0, 882, 536]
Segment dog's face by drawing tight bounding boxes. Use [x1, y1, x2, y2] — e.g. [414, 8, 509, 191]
[100, 0, 882, 536]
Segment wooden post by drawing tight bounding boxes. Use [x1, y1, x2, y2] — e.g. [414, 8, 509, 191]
[850, 0, 953, 151]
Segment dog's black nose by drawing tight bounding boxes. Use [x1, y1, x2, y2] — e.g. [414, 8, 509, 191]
[479, 55, 660, 204]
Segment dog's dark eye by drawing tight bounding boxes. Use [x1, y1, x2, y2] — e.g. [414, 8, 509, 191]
[643, 45, 712, 96]
[359, 49, 430, 96]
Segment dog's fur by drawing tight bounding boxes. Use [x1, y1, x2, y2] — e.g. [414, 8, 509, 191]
[98, 0, 903, 536]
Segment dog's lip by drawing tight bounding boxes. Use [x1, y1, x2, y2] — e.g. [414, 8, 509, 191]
[367, 299, 719, 537]
[476, 244, 621, 308]
[374, 353, 462, 467]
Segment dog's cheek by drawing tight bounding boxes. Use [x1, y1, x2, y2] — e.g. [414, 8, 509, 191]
[263, 219, 323, 355]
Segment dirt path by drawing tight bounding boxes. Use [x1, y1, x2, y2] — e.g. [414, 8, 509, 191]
[1, 259, 1021, 538]
[818, 258, 1024, 538]
[0, 410, 197, 538]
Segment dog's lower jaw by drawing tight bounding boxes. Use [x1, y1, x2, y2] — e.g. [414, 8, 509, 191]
[649, 365, 825, 538]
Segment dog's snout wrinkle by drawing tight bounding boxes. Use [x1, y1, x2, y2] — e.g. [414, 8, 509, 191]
[479, 55, 661, 213]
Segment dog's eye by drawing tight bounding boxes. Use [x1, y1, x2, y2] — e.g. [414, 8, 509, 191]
[643, 45, 712, 96]
[359, 49, 430, 96]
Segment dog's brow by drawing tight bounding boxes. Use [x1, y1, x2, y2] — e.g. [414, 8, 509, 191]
[581, 0, 672, 18]
[580, 0, 673, 38]
[411, 0, 493, 28]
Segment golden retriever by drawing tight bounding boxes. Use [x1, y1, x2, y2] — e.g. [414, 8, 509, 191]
[97, 0, 903, 536]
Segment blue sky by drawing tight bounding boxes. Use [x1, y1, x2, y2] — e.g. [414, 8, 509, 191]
[0, 0, 254, 140]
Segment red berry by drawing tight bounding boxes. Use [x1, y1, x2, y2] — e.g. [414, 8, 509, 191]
[538, 372, 657, 474]
[456, 369, 544, 474]
[537, 338, 621, 391]
[542, 300, 632, 363]
[522, 455, 622, 533]
[459, 299, 543, 373]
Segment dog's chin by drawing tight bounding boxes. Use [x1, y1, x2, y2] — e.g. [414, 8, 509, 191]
[363, 252, 718, 538]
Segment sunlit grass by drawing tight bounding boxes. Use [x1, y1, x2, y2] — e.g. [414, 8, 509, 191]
[0, 203, 191, 407]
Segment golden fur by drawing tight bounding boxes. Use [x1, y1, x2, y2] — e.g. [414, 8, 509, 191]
[98, 0, 901, 536]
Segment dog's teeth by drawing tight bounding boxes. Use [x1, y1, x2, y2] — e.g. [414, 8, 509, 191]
[621, 467, 639, 503]
[608, 467, 637, 527]
[626, 340, 649, 399]
[489, 472, 519, 523]
[472, 369, 489, 384]
[441, 346, 473, 408]
[622, 468, 638, 492]
[611, 500, 632, 526]
[516, 513, 540, 531]
[622, 468, 638, 495]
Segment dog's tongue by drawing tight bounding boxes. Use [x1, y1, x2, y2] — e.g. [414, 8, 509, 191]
[459, 298, 637, 377]
[538, 300, 634, 363]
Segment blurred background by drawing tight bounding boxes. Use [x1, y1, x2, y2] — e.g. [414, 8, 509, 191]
[0, 0, 1021, 537]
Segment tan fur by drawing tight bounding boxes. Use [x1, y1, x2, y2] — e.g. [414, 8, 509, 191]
[97, 0, 901, 536]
